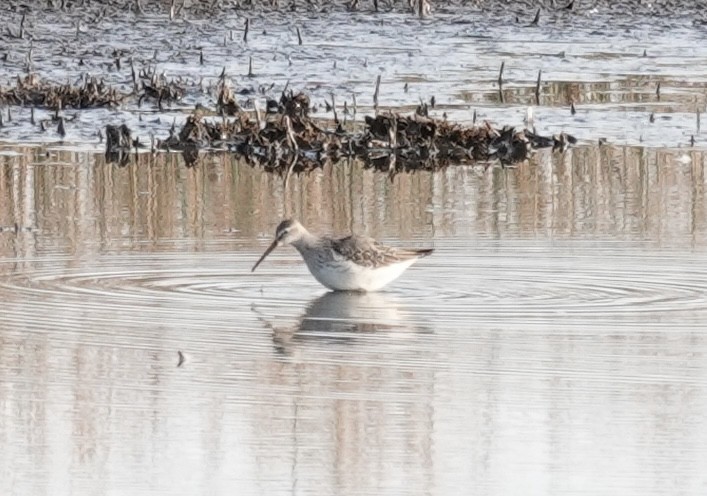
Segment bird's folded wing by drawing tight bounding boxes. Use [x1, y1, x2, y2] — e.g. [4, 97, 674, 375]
[331, 235, 421, 268]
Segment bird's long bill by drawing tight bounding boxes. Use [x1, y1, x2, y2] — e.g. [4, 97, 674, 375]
[251, 239, 279, 272]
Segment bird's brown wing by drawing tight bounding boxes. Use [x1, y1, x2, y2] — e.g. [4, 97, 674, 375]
[331, 235, 433, 268]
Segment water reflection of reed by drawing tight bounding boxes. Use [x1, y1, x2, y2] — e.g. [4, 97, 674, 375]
[1, 146, 706, 495]
[1, 146, 706, 265]
[459, 77, 707, 111]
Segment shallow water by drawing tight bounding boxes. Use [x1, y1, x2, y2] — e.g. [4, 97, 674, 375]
[1, 146, 706, 495]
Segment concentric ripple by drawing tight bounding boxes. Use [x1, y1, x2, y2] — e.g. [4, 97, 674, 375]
[2, 243, 706, 334]
[397, 250, 707, 319]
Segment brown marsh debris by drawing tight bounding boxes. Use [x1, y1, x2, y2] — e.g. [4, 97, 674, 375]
[137, 67, 186, 110]
[104, 123, 134, 166]
[137, 90, 575, 171]
[0, 73, 123, 109]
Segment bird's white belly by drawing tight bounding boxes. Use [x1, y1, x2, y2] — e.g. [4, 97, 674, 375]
[304, 258, 417, 291]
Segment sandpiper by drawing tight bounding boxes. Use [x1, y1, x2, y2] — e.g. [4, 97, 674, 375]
[251, 219, 433, 291]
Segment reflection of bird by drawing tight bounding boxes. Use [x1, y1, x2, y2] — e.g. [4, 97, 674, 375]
[251, 292, 413, 355]
[251, 219, 433, 291]
[299, 291, 405, 332]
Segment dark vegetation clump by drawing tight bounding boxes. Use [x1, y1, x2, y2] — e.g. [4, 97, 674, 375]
[144, 89, 575, 171]
[0, 73, 123, 109]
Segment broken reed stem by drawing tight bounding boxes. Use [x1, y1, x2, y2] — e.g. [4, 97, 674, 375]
[175, 0, 185, 19]
[243, 18, 249, 43]
[531, 8, 540, 25]
[418, 0, 427, 18]
[130, 58, 138, 92]
[352, 93, 357, 125]
[296, 27, 303, 45]
[497, 62, 505, 103]
[373, 74, 381, 113]
[331, 94, 338, 124]
[387, 116, 398, 173]
[535, 69, 542, 105]
[388, 115, 397, 149]
[248, 56, 253, 77]
[656, 81, 661, 100]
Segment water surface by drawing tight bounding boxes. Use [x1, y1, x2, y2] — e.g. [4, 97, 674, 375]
[1, 146, 706, 495]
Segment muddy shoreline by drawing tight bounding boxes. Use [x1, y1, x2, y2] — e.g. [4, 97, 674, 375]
[4, 0, 707, 18]
[1, 0, 705, 155]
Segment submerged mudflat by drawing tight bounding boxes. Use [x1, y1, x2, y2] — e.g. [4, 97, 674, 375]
[1, 0, 706, 156]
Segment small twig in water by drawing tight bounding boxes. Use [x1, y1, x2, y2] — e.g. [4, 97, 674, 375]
[697, 109, 701, 133]
[530, 8, 540, 26]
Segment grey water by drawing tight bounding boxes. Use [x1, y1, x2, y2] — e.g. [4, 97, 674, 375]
[1, 145, 706, 495]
